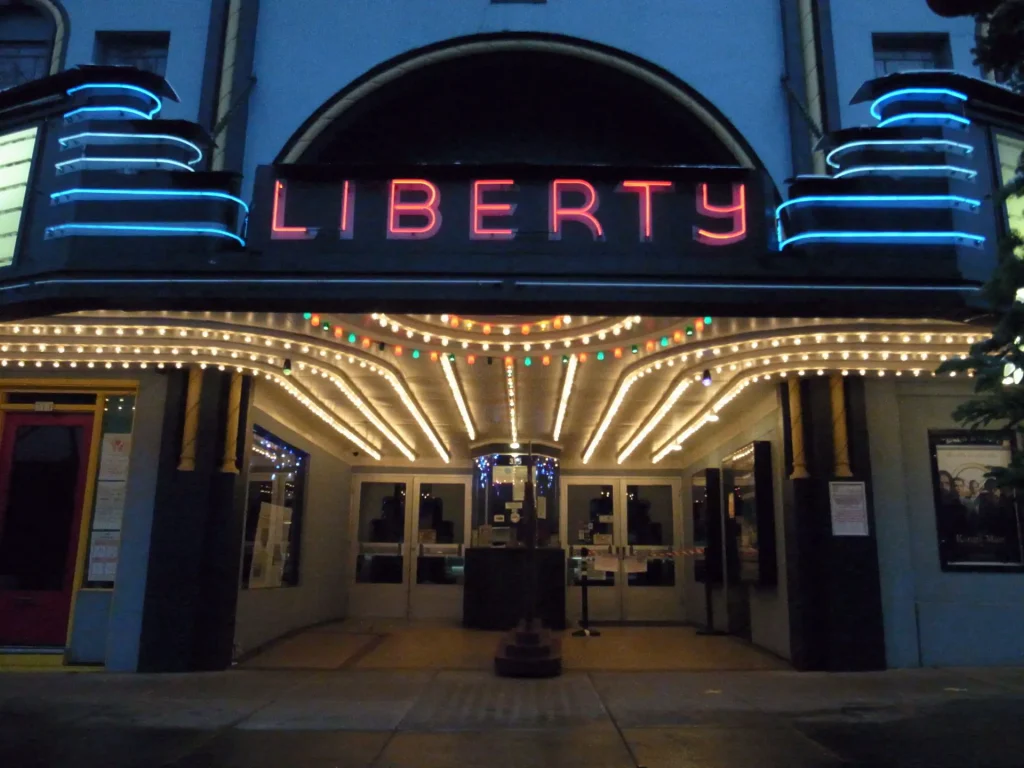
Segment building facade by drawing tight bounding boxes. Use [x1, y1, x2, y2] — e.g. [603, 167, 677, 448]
[0, 0, 1021, 673]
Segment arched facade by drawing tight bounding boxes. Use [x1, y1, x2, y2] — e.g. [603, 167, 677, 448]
[274, 33, 771, 183]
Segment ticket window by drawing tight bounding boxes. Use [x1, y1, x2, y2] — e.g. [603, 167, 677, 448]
[471, 453, 560, 547]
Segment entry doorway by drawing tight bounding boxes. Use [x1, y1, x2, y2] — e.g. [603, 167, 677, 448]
[348, 474, 472, 620]
[0, 412, 95, 647]
[561, 477, 683, 623]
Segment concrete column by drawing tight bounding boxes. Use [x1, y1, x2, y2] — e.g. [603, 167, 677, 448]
[177, 366, 203, 471]
[830, 374, 853, 478]
[220, 372, 244, 473]
[787, 377, 810, 479]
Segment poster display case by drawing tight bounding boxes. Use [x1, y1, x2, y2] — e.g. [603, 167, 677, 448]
[929, 430, 1024, 572]
[721, 441, 777, 586]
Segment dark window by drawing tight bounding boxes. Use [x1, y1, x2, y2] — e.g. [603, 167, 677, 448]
[872, 33, 952, 77]
[0, 2, 55, 89]
[4, 392, 97, 405]
[0, 40, 48, 88]
[94, 31, 169, 77]
[240, 425, 307, 588]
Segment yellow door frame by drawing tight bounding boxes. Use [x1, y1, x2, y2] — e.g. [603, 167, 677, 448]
[0, 378, 139, 656]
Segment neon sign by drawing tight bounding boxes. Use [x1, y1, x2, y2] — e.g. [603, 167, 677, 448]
[265, 174, 749, 246]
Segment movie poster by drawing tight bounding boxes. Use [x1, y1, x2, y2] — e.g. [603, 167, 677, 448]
[930, 432, 1024, 571]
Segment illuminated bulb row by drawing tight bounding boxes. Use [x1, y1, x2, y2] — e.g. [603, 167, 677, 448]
[585, 335, 974, 463]
[0, 352, 384, 460]
[552, 354, 578, 442]
[4, 321, 449, 463]
[440, 354, 476, 441]
[506, 358, 519, 447]
[371, 313, 644, 350]
[630, 348, 966, 462]
[652, 363, 972, 463]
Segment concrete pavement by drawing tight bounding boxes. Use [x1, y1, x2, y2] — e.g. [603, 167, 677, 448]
[2, 665, 1024, 767]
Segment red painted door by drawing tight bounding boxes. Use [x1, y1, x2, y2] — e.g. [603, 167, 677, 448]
[0, 412, 94, 647]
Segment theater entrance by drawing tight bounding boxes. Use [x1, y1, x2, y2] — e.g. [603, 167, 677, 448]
[562, 477, 683, 624]
[348, 474, 472, 620]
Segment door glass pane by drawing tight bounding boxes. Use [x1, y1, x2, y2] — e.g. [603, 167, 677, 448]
[0, 424, 83, 591]
[416, 483, 465, 585]
[626, 484, 675, 586]
[566, 485, 615, 587]
[355, 482, 406, 584]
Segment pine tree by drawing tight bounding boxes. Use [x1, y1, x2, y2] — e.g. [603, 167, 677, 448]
[927, 1, 1024, 487]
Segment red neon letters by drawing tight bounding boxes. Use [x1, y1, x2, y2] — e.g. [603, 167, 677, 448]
[550, 179, 604, 241]
[618, 181, 674, 242]
[471, 179, 517, 240]
[270, 177, 748, 247]
[388, 179, 442, 240]
[694, 183, 747, 245]
[271, 180, 314, 240]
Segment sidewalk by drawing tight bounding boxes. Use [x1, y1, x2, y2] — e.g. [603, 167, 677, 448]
[1, 665, 1023, 767]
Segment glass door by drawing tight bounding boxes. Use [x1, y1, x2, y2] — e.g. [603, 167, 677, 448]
[620, 478, 684, 621]
[408, 476, 471, 620]
[561, 478, 622, 623]
[349, 474, 413, 618]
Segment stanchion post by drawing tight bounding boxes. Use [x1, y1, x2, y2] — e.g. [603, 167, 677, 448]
[572, 546, 600, 637]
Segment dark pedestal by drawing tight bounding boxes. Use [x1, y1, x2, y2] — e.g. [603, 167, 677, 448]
[463, 547, 566, 630]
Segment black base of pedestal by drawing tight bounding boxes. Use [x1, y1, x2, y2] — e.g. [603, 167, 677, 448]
[494, 619, 562, 678]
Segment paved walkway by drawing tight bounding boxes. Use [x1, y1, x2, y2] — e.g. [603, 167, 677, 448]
[241, 621, 787, 672]
[2, 664, 1024, 767]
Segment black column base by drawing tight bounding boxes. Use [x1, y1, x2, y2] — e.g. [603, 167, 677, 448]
[494, 619, 562, 678]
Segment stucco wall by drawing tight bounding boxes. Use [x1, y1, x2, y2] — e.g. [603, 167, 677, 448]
[828, 1, 979, 127]
[241, 0, 792, 196]
[60, 0, 213, 122]
[866, 378, 1024, 667]
[680, 385, 790, 660]
[232, 384, 353, 655]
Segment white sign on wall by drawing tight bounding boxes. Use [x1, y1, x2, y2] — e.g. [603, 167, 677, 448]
[829, 481, 870, 537]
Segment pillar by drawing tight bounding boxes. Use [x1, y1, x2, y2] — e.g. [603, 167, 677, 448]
[136, 368, 251, 672]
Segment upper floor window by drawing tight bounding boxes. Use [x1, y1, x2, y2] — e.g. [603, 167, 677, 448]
[872, 33, 952, 77]
[0, 1, 55, 89]
[996, 133, 1024, 245]
[94, 31, 169, 77]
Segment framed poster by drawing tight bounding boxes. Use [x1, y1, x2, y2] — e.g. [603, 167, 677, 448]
[721, 441, 777, 586]
[929, 431, 1024, 572]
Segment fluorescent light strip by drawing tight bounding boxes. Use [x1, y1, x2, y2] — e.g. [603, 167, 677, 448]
[780, 231, 985, 250]
[869, 87, 967, 120]
[64, 106, 157, 122]
[0, 322, 414, 460]
[440, 354, 476, 441]
[45, 223, 245, 246]
[775, 194, 980, 217]
[552, 353, 578, 442]
[383, 371, 451, 463]
[0, 352, 382, 460]
[55, 156, 196, 173]
[650, 365, 919, 463]
[825, 139, 973, 170]
[58, 131, 203, 165]
[833, 164, 977, 180]
[506, 358, 518, 446]
[35, 316, 446, 461]
[583, 328, 977, 462]
[582, 373, 637, 464]
[877, 112, 970, 128]
[330, 376, 416, 461]
[616, 377, 691, 464]
[51, 188, 249, 213]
